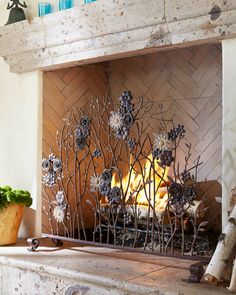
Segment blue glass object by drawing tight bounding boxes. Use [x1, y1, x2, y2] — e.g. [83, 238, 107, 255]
[59, 0, 73, 10]
[84, 0, 96, 4]
[38, 2, 52, 16]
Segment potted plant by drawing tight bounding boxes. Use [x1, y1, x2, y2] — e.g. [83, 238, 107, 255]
[0, 186, 32, 246]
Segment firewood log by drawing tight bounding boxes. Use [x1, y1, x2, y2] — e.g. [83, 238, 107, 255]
[204, 204, 236, 285]
[228, 255, 236, 292]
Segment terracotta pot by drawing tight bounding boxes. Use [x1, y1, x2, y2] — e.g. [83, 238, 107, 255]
[0, 204, 24, 246]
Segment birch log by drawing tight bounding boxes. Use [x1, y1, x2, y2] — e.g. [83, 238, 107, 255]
[228, 256, 236, 292]
[204, 204, 236, 285]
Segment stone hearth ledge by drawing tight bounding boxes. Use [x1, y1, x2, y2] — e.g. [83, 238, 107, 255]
[0, 0, 236, 73]
[0, 241, 230, 295]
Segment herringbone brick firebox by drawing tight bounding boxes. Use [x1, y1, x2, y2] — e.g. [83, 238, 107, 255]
[42, 43, 222, 244]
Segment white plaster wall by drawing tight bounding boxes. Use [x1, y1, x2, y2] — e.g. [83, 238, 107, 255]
[0, 4, 43, 238]
[222, 38, 236, 227]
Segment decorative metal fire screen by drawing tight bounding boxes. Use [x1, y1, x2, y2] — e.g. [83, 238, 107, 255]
[41, 91, 213, 256]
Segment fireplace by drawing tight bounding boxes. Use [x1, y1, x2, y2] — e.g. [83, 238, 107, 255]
[41, 44, 222, 257]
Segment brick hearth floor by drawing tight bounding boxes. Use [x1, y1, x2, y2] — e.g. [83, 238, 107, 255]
[0, 240, 230, 295]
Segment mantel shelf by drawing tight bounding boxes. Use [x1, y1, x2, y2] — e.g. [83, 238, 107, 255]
[0, 0, 236, 73]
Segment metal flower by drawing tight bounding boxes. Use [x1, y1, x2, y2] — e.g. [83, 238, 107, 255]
[53, 158, 62, 172]
[123, 113, 134, 129]
[90, 174, 102, 192]
[75, 118, 90, 150]
[56, 191, 65, 206]
[116, 127, 129, 140]
[152, 148, 162, 160]
[183, 186, 196, 203]
[101, 169, 112, 184]
[153, 132, 173, 152]
[109, 111, 123, 131]
[123, 211, 132, 225]
[108, 186, 122, 204]
[119, 90, 133, 105]
[158, 150, 174, 167]
[42, 158, 50, 172]
[48, 153, 56, 161]
[169, 182, 183, 199]
[43, 171, 56, 187]
[127, 138, 136, 151]
[53, 206, 65, 223]
[99, 181, 111, 196]
[92, 148, 102, 158]
[169, 182, 196, 207]
[120, 103, 134, 114]
[75, 135, 87, 150]
[168, 124, 185, 141]
[79, 116, 90, 130]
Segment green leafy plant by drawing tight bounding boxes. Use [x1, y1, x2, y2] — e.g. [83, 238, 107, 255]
[0, 186, 32, 211]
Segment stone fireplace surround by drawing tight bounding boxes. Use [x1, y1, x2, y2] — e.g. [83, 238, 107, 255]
[0, 1, 236, 294]
[0, 0, 236, 233]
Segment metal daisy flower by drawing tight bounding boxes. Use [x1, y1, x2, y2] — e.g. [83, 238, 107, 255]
[153, 132, 173, 152]
[53, 206, 65, 223]
[90, 174, 102, 192]
[109, 111, 123, 131]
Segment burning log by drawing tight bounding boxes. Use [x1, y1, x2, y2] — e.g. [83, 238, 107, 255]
[204, 204, 236, 285]
[137, 198, 206, 225]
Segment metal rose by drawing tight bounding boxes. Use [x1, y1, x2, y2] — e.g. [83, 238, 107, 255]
[158, 150, 174, 167]
[75, 136, 87, 150]
[101, 169, 112, 184]
[183, 186, 196, 203]
[169, 182, 183, 199]
[99, 181, 111, 196]
[53, 158, 62, 172]
[123, 113, 134, 129]
[42, 158, 50, 172]
[108, 186, 122, 204]
[79, 116, 90, 130]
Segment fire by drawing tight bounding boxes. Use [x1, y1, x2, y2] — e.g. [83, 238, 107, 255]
[111, 154, 169, 206]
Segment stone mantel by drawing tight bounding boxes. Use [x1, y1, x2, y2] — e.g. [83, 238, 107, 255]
[0, 0, 236, 73]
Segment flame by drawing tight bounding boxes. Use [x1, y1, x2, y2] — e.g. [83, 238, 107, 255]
[111, 154, 169, 206]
